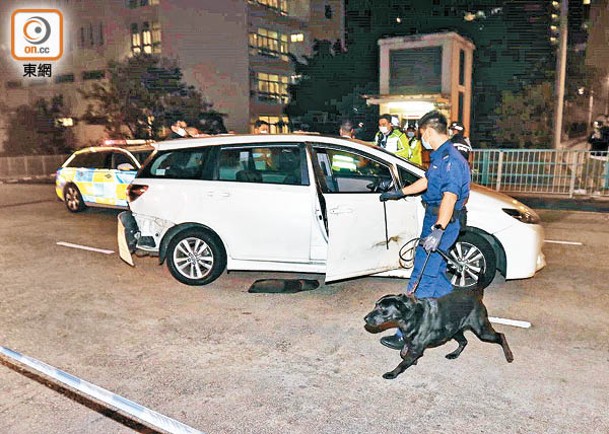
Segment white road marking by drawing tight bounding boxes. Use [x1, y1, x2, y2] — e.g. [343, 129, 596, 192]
[544, 239, 583, 246]
[0, 346, 204, 434]
[489, 317, 532, 329]
[56, 241, 114, 255]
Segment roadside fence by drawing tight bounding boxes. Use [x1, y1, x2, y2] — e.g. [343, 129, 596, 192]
[471, 149, 609, 198]
[0, 150, 608, 198]
[0, 154, 67, 181]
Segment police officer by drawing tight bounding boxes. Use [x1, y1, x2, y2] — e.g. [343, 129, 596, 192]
[374, 114, 422, 165]
[378, 110, 471, 350]
[404, 124, 423, 165]
[449, 121, 473, 161]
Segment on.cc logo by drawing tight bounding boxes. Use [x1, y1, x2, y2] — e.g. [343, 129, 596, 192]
[23, 16, 52, 45]
[11, 9, 63, 61]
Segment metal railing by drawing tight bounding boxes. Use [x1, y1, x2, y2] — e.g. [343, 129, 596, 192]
[471, 149, 609, 197]
[1, 150, 608, 198]
[0, 154, 67, 181]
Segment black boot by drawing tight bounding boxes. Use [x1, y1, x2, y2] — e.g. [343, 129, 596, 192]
[380, 334, 405, 350]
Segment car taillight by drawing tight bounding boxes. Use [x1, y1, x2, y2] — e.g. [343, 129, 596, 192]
[127, 184, 148, 203]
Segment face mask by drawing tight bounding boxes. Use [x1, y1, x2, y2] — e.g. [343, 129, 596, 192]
[176, 128, 187, 137]
[379, 126, 389, 134]
[406, 132, 415, 138]
[259, 130, 269, 134]
[421, 132, 433, 150]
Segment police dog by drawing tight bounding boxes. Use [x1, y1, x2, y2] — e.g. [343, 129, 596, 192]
[364, 290, 514, 379]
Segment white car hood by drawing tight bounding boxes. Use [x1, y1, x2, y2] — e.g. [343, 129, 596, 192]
[467, 184, 540, 234]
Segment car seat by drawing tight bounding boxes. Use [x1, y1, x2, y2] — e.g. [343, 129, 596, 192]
[236, 170, 262, 183]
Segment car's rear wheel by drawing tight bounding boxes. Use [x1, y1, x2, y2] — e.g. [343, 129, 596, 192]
[166, 229, 226, 286]
[64, 184, 86, 213]
[446, 231, 496, 290]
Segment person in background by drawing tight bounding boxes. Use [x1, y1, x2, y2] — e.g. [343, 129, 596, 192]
[378, 110, 471, 350]
[339, 119, 355, 138]
[401, 124, 422, 165]
[374, 114, 421, 165]
[254, 120, 271, 134]
[449, 121, 473, 162]
[166, 120, 189, 139]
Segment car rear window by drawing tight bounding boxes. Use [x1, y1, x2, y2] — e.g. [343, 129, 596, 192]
[140, 147, 213, 180]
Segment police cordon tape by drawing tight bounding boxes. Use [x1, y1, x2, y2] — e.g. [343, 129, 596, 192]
[0, 346, 204, 434]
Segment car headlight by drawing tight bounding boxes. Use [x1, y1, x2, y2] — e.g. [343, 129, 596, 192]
[502, 207, 541, 224]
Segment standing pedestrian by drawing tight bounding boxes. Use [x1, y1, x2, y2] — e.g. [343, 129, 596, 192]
[339, 119, 355, 138]
[378, 110, 471, 350]
[254, 120, 271, 134]
[402, 124, 423, 165]
[374, 114, 421, 164]
[449, 121, 473, 162]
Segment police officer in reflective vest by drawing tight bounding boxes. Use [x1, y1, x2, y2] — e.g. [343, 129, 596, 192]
[378, 110, 471, 350]
[374, 114, 422, 165]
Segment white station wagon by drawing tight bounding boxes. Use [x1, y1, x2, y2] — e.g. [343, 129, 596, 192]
[118, 134, 546, 289]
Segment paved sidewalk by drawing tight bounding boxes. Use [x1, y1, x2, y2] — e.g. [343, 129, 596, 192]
[512, 193, 609, 213]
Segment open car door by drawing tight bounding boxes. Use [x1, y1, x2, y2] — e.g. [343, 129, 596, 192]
[310, 145, 419, 282]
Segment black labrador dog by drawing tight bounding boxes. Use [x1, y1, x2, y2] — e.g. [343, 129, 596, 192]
[364, 290, 514, 379]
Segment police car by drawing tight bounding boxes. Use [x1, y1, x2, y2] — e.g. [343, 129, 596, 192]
[55, 140, 155, 212]
[117, 134, 546, 291]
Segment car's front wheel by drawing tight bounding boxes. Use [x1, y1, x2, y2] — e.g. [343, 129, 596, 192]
[64, 184, 86, 213]
[166, 229, 226, 286]
[446, 231, 497, 290]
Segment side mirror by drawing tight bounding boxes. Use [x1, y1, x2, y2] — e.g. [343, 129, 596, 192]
[117, 162, 135, 171]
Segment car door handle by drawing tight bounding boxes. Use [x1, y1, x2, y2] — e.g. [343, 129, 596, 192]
[219, 192, 230, 198]
[329, 206, 353, 215]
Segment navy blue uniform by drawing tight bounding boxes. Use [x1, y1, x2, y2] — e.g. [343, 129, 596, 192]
[407, 140, 471, 298]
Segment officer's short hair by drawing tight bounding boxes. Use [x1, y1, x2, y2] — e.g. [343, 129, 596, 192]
[254, 120, 270, 128]
[418, 110, 448, 135]
[340, 119, 354, 132]
[379, 113, 393, 123]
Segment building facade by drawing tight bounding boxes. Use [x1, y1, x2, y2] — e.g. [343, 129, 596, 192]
[0, 0, 344, 151]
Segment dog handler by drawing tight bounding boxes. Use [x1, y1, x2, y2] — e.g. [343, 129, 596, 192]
[378, 110, 471, 350]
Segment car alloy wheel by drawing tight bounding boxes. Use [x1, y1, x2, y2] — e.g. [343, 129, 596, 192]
[166, 228, 226, 286]
[64, 184, 86, 213]
[446, 231, 496, 290]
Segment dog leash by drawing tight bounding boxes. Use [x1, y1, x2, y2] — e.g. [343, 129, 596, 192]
[407, 242, 455, 295]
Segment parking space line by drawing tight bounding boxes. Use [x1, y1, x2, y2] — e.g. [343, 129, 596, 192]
[0, 346, 204, 434]
[544, 239, 583, 246]
[56, 241, 114, 255]
[489, 317, 532, 329]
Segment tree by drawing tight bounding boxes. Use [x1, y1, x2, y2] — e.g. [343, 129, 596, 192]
[286, 40, 378, 138]
[2, 95, 75, 156]
[79, 54, 213, 139]
[493, 82, 554, 149]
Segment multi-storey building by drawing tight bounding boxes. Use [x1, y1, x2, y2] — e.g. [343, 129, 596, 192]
[0, 0, 344, 151]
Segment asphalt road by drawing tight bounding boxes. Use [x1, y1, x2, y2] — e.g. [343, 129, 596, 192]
[1, 184, 608, 434]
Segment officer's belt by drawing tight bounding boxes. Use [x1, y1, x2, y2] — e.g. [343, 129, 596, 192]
[422, 201, 466, 221]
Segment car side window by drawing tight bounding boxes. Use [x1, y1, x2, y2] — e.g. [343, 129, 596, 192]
[144, 148, 210, 179]
[68, 151, 110, 169]
[397, 166, 420, 188]
[112, 152, 135, 169]
[312, 147, 393, 193]
[217, 145, 307, 185]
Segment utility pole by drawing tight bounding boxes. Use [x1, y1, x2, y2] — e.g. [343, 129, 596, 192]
[553, 0, 568, 149]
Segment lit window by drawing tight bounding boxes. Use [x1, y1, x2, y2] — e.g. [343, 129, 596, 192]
[291, 33, 304, 43]
[254, 72, 290, 104]
[142, 22, 152, 53]
[249, 28, 289, 61]
[152, 21, 161, 53]
[131, 23, 141, 54]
